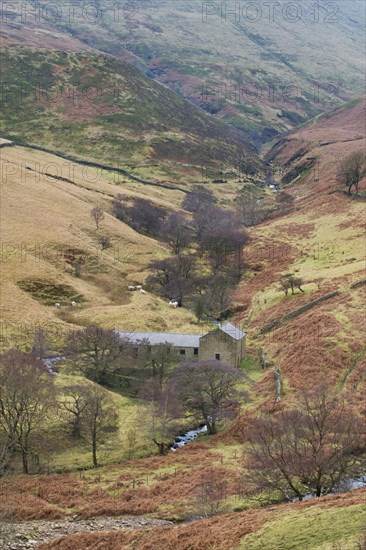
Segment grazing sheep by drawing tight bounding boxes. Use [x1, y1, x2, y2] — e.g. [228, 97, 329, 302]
[140, 289, 147, 295]
[128, 285, 136, 291]
[169, 300, 178, 308]
[71, 301, 77, 307]
[55, 303, 61, 308]
[136, 285, 142, 290]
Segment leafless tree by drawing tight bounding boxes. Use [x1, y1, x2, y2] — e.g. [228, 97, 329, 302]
[196, 468, 228, 517]
[0, 434, 12, 476]
[242, 386, 366, 502]
[67, 326, 126, 384]
[236, 193, 271, 227]
[150, 342, 175, 386]
[0, 351, 57, 474]
[337, 150, 366, 195]
[202, 223, 249, 273]
[192, 204, 219, 243]
[182, 185, 217, 213]
[126, 428, 137, 460]
[129, 198, 166, 236]
[112, 194, 129, 222]
[60, 385, 89, 439]
[161, 212, 191, 255]
[279, 273, 304, 296]
[139, 378, 181, 455]
[32, 326, 52, 360]
[98, 235, 112, 250]
[204, 273, 235, 320]
[173, 360, 246, 435]
[91, 206, 105, 230]
[81, 385, 118, 467]
[147, 256, 197, 306]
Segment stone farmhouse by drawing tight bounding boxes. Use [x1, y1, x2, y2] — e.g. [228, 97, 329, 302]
[118, 322, 246, 368]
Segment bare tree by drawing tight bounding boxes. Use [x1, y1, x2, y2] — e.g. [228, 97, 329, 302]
[60, 385, 89, 439]
[129, 198, 165, 236]
[151, 342, 175, 386]
[139, 378, 181, 455]
[173, 360, 246, 435]
[81, 385, 118, 467]
[126, 428, 137, 460]
[0, 351, 56, 474]
[196, 468, 228, 517]
[147, 256, 197, 306]
[204, 273, 235, 320]
[337, 151, 366, 195]
[193, 295, 205, 324]
[202, 223, 249, 273]
[67, 326, 126, 384]
[161, 212, 191, 255]
[91, 206, 105, 230]
[0, 433, 12, 476]
[279, 273, 304, 296]
[236, 193, 271, 227]
[182, 185, 217, 213]
[98, 235, 112, 251]
[32, 326, 52, 360]
[112, 194, 129, 222]
[242, 386, 366, 502]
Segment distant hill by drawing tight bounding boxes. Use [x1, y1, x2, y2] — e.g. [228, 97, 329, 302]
[2, 0, 365, 147]
[0, 46, 262, 183]
[266, 96, 366, 196]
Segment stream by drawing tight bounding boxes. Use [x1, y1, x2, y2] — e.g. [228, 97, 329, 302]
[291, 476, 366, 501]
[42, 357, 366, 498]
[42, 356, 208, 452]
[170, 425, 207, 451]
[43, 356, 63, 374]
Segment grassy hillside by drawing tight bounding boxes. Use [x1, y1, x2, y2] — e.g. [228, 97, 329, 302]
[0, 46, 262, 183]
[2, 0, 365, 146]
[0, 144, 205, 349]
[232, 97, 366, 407]
[0, 57, 365, 550]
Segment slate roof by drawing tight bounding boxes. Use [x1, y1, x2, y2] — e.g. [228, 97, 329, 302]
[118, 331, 201, 348]
[118, 322, 245, 348]
[217, 322, 246, 340]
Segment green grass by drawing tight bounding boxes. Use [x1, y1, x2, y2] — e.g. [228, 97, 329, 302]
[238, 504, 366, 550]
[1, 46, 261, 183]
[240, 354, 264, 383]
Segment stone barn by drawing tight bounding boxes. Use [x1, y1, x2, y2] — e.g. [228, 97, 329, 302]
[199, 322, 246, 367]
[118, 322, 246, 368]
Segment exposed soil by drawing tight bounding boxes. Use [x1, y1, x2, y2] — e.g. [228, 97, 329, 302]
[0, 516, 172, 549]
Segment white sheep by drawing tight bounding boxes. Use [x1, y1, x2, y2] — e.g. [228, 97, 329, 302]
[140, 289, 147, 295]
[71, 301, 77, 307]
[169, 300, 178, 308]
[128, 285, 136, 291]
[55, 303, 61, 308]
[136, 285, 142, 290]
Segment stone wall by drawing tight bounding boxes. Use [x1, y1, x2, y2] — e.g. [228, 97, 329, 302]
[136, 344, 199, 364]
[199, 329, 245, 367]
[260, 291, 340, 334]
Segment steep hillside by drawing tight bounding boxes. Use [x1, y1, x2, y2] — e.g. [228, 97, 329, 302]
[0, 144, 205, 350]
[0, 46, 262, 183]
[266, 96, 366, 197]
[233, 98, 366, 404]
[2, 0, 365, 145]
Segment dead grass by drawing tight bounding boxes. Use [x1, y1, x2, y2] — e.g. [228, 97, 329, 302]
[37, 489, 366, 550]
